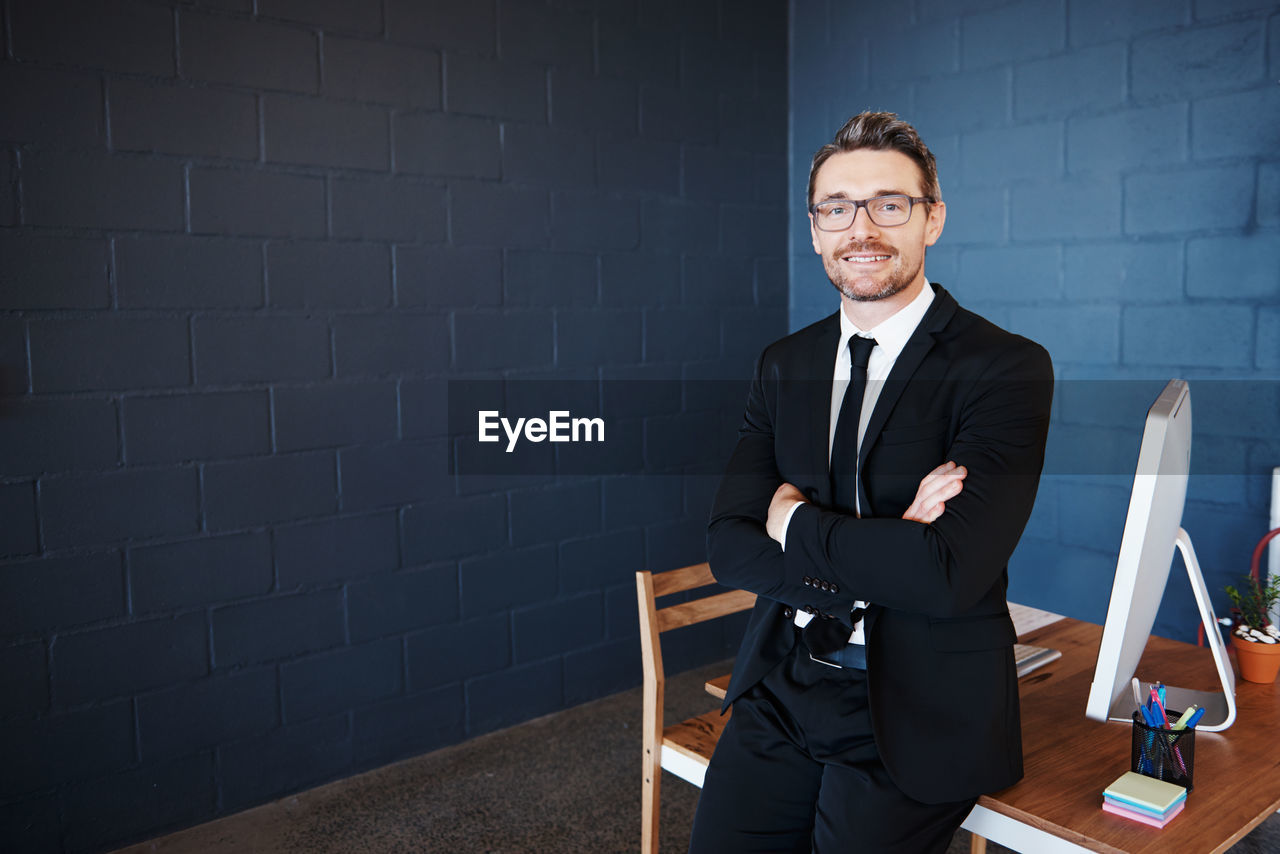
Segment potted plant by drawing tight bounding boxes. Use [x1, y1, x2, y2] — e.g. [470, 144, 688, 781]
[1225, 527, 1280, 684]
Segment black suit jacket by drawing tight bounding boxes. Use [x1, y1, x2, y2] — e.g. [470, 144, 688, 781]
[707, 284, 1053, 804]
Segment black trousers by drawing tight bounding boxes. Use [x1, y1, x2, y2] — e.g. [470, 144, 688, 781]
[688, 639, 976, 854]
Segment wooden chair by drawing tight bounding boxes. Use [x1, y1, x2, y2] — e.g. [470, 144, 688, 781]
[635, 562, 755, 854]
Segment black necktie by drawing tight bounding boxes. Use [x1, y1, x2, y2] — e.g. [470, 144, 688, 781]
[830, 335, 877, 515]
[803, 335, 876, 659]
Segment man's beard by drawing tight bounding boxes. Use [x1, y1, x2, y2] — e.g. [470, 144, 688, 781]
[823, 242, 920, 302]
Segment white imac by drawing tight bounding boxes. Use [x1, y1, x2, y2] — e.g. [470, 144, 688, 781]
[1084, 379, 1236, 732]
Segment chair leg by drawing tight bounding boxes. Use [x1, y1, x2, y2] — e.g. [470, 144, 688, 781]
[641, 752, 660, 854]
[969, 832, 987, 854]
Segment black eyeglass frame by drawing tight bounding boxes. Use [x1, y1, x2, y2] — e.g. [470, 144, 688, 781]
[808, 195, 937, 230]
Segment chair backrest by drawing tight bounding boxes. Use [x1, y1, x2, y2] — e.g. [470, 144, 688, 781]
[636, 562, 756, 691]
[634, 563, 755, 854]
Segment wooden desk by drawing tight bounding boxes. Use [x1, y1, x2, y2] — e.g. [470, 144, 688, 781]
[962, 617, 1280, 853]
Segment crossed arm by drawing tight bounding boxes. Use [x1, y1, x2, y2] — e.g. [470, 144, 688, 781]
[707, 342, 1053, 620]
[764, 460, 968, 544]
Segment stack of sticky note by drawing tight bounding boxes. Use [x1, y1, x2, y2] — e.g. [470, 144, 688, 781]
[1102, 771, 1187, 828]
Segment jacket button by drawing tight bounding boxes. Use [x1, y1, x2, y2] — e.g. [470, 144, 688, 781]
[802, 576, 812, 587]
[831, 584, 839, 594]
[820, 580, 830, 592]
[782, 606, 794, 619]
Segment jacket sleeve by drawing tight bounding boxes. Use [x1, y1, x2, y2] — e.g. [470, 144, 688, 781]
[781, 339, 1053, 618]
[704, 346, 799, 603]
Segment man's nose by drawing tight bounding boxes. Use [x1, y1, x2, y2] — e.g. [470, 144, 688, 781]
[847, 205, 881, 240]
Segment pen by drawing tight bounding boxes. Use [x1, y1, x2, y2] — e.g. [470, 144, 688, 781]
[1184, 707, 1207, 729]
[1149, 688, 1170, 728]
[1171, 705, 1199, 730]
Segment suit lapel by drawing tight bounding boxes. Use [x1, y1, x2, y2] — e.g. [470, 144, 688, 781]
[857, 285, 959, 500]
[807, 314, 840, 501]
[861, 285, 959, 642]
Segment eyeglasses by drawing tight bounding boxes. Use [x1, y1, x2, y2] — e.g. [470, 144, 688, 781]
[808, 195, 935, 230]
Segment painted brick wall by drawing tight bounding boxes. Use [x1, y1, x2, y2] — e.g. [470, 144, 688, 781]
[789, 1, 1278, 640]
[0, 1, 788, 850]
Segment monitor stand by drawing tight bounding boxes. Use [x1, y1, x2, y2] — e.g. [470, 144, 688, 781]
[1106, 527, 1237, 732]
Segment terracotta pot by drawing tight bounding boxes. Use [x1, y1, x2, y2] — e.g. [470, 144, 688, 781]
[1233, 634, 1280, 683]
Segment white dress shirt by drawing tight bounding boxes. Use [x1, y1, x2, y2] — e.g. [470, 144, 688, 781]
[784, 281, 936, 646]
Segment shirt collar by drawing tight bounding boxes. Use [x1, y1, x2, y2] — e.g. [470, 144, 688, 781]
[837, 280, 935, 363]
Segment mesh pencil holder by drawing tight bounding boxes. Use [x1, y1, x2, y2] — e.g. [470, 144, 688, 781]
[1131, 711, 1195, 792]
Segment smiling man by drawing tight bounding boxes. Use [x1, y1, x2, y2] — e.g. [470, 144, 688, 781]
[690, 112, 1055, 853]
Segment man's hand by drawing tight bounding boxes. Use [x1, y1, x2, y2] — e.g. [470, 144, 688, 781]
[766, 482, 807, 544]
[902, 461, 966, 524]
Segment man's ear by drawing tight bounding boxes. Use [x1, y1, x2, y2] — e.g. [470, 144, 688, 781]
[809, 213, 822, 255]
[924, 201, 946, 247]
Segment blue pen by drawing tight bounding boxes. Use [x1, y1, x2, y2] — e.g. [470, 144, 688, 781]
[1184, 707, 1207, 729]
[1135, 707, 1157, 772]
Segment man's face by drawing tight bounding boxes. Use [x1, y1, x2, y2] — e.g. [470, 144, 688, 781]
[808, 149, 946, 307]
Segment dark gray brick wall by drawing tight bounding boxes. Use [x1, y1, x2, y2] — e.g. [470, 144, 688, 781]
[350, 683, 463, 766]
[274, 381, 399, 449]
[10, 0, 176, 76]
[129, 531, 273, 613]
[111, 79, 260, 160]
[330, 174, 448, 241]
[0, 63, 105, 149]
[0, 398, 119, 475]
[393, 111, 501, 178]
[115, 236, 264, 309]
[0, 1, 787, 851]
[266, 242, 392, 308]
[189, 167, 327, 237]
[122, 390, 271, 464]
[1, 232, 110, 310]
[262, 94, 391, 170]
[23, 151, 185, 232]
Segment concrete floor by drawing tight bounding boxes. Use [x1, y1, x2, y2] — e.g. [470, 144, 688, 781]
[112, 660, 1279, 854]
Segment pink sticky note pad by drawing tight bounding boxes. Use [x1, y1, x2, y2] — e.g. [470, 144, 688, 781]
[1102, 799, 1185, 828]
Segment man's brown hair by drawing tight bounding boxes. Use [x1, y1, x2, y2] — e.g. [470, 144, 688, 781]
[807, 111, 941, 207]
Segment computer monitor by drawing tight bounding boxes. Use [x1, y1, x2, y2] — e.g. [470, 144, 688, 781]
[1084, 379, 1236, 732]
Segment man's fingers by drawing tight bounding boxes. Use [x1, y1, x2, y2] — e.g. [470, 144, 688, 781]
[917, 461, 957, 488]
[926, 461, 957, 478]
[907, 492, 949, 522]
[923, 462, 966, 485]
[914, 474, 964, 509]
[915, 463, 966, 496]
[902, 463, 966, 523]
[914, 497, 953, 524]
